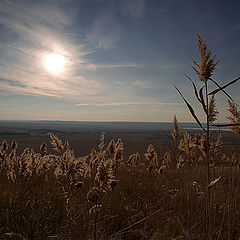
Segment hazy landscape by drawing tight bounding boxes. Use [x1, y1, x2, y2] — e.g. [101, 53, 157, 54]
[0, 119, 240, 239]
[1, 0, 240, 239]
[1, 120, 239, 157]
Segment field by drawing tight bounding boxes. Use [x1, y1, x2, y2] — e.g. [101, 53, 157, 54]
[0, 120, 239, 157]
[0, 120, 240, 239]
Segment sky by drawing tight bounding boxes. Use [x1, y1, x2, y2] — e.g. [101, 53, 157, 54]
[0, 0, 239, 122]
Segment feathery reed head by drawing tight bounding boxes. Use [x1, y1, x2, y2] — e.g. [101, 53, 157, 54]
[98, 132, 105, 151]
[1, 139, 8, 151]
[145, 144, 157, 162]
[200, 134, 207, 157]
[40, 141, 47, 157]
[171, 115, 181, 140]
[208, 95, 218, 123]
[114, 138, 124, 162]
[227, 100, 240, 134]
[48, 132, 64, 153]
[11, 139, 17, 150]
[107, 139, 115, 154]
[95, 160, 115, 192]
[191, 33, 218, 83]
[127, 152, 140, 166]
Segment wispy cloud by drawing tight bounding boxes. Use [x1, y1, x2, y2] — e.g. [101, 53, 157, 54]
[76, 101, 182, 107]
[86, 10, 122, 49]
[131, 80, 152, 88]
[0, 81, 60, 97]
[85, 0, 145, 49]
[85, 63, 139, 70]
[0, 0, 98, 99]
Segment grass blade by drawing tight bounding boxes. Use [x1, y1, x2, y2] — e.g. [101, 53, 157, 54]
[199, 86, 207, 114]
[177, 217, 192, 240]
[209, 76, 240, 95]
[110, 209, 172, 237]
[185, 75, 202, 104]
[212, 123, 240, 127]
[175, 85, 206, 132]
[209, 78, 237, 106]
[207, 176, 222, 189]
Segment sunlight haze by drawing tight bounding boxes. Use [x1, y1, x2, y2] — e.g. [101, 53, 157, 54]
[0, 0, 239, 122]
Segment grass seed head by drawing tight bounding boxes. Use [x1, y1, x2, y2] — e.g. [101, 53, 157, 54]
[171, 115, 181, 140]
[191, 33, 218, 83]
[227, 100, 240, 134]
[1, 139, 8, 151]
[127, 152, 140, 166]
[40, 141, 47, 157]
[200, 134, 207, 157]
[208, 95, 218, 123]
[11, 139, 17, 150]
[107, 139, 115, 154]
[48, 132, 64, 153]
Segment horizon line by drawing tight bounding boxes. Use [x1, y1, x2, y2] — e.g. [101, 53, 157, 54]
[0, 119, 227, 124]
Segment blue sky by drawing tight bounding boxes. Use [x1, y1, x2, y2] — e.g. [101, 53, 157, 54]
[0, 0, 239, 122]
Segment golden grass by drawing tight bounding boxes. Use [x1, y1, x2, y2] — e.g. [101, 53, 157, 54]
[0, 122, 239, 239]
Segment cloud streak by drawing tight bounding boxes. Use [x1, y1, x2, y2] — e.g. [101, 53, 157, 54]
[86, 10, 122, 49]
[131, 80, 153, 89]
[85, 63, 140, 70]
[76, 102, 183, 107]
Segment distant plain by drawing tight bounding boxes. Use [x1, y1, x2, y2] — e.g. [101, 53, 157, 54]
[1, 120, 239, 157]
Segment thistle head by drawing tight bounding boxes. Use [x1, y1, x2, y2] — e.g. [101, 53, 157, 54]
[110, 180, 118, 190]
[87, 187, 100, 203]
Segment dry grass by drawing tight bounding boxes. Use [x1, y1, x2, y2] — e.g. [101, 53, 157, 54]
[0, 121, 239, 239]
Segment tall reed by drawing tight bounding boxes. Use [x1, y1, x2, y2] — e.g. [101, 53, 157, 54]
[175, 33, 219, 238]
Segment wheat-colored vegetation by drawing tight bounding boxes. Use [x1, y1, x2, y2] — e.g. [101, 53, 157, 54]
[0, 35, 240, 240]
[0, 122, 239, 240]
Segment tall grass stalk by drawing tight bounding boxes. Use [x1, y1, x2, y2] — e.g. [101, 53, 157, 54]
[176, 33, 218, 238]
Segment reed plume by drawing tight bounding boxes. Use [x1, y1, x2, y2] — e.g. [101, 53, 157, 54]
[208, 95, 218, 123]
[144, 144, 159, 172]
[191, 33, 218, 83]
[127, 152, 140, 167]
[171, 115, 181, 141]
[227, 100, 240, 134]
[48, 132, 64, 153]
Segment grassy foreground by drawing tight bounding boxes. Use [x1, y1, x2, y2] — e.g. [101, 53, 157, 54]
[0, 125, 239, 240]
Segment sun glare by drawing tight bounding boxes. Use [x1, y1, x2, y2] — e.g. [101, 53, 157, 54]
[45, 53, 66, 74]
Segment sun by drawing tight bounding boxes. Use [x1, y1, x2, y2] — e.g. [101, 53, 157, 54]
[44, 53, 66, 74]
